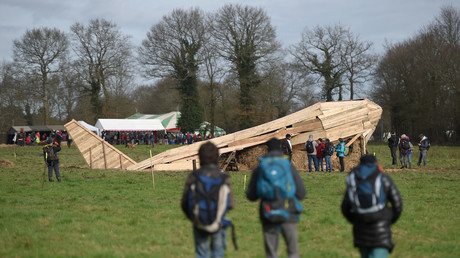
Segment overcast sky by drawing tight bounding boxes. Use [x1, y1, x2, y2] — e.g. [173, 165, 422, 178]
[1, 0, 459, 64]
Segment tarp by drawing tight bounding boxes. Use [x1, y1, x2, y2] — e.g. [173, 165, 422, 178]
[127, 111, 180, 131]
[95, 119, 165, 132]
[7, 125, 65, 135]
[78, 121, 100, 136]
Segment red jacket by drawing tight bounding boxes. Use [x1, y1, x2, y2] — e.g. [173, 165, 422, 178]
[316, 142, 325, 158]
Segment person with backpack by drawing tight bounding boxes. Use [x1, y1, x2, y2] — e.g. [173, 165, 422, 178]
[316, 138, 325, 171]
[417, 134, 430, 166]
[335, 138, 346, 173]
[387, 132, 399, 165]
[324, 138, 334, 172]
[43, 139, 62, 182]
[398, 134, 411, 169]
[181, 142, 236, 257]
[280, 134, 293, 161]
[246, 138, 306, 258]
[304, 134, 319, 172]
[341, 154, 403, 258]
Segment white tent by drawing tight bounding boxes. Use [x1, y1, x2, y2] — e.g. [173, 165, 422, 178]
[78, 121, 100, 136]
[95, 119, 165, 132]
[126, 111, 180, 131]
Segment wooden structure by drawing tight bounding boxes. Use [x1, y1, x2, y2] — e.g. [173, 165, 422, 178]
[65, 99, 382, 172]
[64, 119, 137, 170]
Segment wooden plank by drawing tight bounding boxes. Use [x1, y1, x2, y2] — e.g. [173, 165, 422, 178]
[346, 134, 362, 147]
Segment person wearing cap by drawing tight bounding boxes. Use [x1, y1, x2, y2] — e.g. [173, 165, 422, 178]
[281, 134, 293, 161]
[246, 138, 306, 258]
[341, 154, 403, 258]
[417, 134, 430, 166]
[387, 132, 399, 165]
[43, 139, 62, 182]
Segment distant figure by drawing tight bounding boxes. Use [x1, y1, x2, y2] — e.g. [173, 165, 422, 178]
[150, 133, 155, 148]
[398, 134, 411, 169]
[324, 138, 334, 172]
[280, 134, 293, 161]
[43, 139, 62, 182]
[335, 138, 346, 172]
[387, 132, 398, 165]
[181, 142, 236, 257]
[341, 154, 403, 258]
[246, 138, 306, 258]
[316, 138, 325, 171]
[417, 134, 430, 166]
[304, 134, 319, 172]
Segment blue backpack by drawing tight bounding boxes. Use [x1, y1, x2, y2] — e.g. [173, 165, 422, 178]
[346, 165, 386, 214]
[187, 171, 231, 232]
[256, 156, 302, 222]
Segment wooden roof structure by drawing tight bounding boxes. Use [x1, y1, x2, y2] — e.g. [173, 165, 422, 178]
[64, 99, 382, 171]
[65, 119, 137, 170]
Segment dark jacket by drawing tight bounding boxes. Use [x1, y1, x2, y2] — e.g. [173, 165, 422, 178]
[246, 150, 307, 223]
[280, 138, 292, 155]
[341, 164, 403, 252]
[388, 134, 398, 148]
[419, 136, 430, 151]
[181, 164, 236, 220]
[43, 144, 61, 164]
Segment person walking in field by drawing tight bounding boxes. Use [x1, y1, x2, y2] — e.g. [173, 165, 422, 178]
[246, 138, 306, 258]
[43, 139, 62, 182]
[398, 134, 411, 169]
[181, 142, 236, 257]
[417, 134, 430, 166]
[388, 132, 398, 165]
[341, 154, 403, 258]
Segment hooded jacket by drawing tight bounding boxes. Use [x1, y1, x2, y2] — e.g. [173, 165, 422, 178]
[246, 150, 306, 223]
[341, 163, 403, 252]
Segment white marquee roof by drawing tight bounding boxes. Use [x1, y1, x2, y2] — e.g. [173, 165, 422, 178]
[95, 119, 165, 132]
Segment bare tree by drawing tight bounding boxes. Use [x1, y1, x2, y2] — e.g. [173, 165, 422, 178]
[290, 24, 347, 101]
[13, 27, 69, 125]
[70, 19, 133, 121]
[342, 33, 378, 99]
[138, 8, 205, 133]
[212, 4, 280, 129]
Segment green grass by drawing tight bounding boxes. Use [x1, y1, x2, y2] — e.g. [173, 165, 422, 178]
[0, 143, 459, 257]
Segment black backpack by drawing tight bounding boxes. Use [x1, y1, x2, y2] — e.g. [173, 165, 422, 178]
[44, 146, 58, 162]
[401, 139, 410, 150]
[305, 141, 314, 154]
[324, 143, 334, 156]
[346, 166, 386, 214]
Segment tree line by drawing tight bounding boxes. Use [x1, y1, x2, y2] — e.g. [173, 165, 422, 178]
[1, 4, 459, 143]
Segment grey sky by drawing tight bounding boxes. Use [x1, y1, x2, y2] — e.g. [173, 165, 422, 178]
[1, 0, 459, 64]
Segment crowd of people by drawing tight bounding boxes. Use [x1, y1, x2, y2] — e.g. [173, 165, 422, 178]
[387, 132, 431, 168]
[13, 129, 68, 147]
[281, 134, 347, 173]
[100, 131, 222, 147]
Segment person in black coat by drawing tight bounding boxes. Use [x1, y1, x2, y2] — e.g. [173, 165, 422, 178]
[387, 132, 398, 165]
[43, 139, 62, 182]
[341, 154, 402, 258]
[280, 134, 293, 161]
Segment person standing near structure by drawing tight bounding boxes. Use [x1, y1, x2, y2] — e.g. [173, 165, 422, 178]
[324, 138, 334, 172]
[43, 139, 62, 182]
[304, 134, 319, 172]
[335, 138, 346, 172]
[316, 138, 325, 171]
[280, 134, 293, 161]
[417, 134, 430, 166]
[341, 154, 403, 258]
[388, 132, 398, 165]
[398, 134, 411, 169]
[246, 138, 306, 258]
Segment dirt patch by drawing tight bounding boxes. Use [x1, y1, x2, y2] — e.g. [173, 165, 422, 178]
[0, 159, 14, 167]
[234, 138, 365, 172]
[0, 144, 13, 148]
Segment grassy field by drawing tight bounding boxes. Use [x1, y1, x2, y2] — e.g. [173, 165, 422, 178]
[0, 142, 459, 257]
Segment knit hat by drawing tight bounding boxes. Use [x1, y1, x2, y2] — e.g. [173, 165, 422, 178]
[266, 138, 281, 152]
[360, 154, 377, 164]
